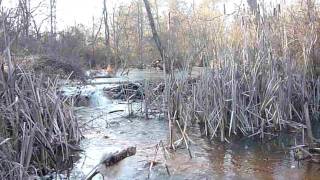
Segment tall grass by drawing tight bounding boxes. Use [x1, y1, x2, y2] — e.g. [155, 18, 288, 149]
[0, 66, 81, 179]
[159, 1, 320, 143]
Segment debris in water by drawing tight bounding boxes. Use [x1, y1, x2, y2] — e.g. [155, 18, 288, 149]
[104, 82, 144, 100]
[85, 147, 136, 180]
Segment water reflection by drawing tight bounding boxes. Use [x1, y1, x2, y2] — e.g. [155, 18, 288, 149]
[68, 68, 319, 180]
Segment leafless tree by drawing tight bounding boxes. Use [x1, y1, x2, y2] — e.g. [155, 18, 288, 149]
[137, 0, 144, 67]
[103, 0, 110, 48]
[49, 0, 56, 36]
[143, 0, 165, 63]
[154, 0, 161, 33]
[18, 0, 31, 37]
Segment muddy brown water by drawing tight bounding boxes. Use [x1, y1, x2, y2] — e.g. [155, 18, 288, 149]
[64, 69, 320, 180]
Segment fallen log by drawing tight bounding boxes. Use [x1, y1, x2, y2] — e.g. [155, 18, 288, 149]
[108, 110, 125, 114]
[85, 146, 136, 180]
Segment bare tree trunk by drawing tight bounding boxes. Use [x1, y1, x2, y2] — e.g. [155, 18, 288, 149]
[143, 0, 175, 148]
[154, 0, 161, 32]
[137, 0, 144, 67]
[143, 0, 165, 62]
[91, 16, 95, 69]
[2, 11, 13, 75]
[49, 0, 56, 36]
[18, 0, 31, 37]
[103, 0, 110, 48]
[103, 0, 116, 69]
[31, 16, 47, 40]
[111, 8, 120, 66]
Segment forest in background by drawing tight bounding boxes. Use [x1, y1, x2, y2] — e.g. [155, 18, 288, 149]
[0, 0, 320, 179]
[1, 0, 319, 75]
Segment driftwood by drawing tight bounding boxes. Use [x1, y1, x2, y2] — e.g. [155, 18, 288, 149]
[291, 145, 320, 163]
[85, 146, 136, 180]
[102, 78, 197, 101]
[104, 83, 144, 100]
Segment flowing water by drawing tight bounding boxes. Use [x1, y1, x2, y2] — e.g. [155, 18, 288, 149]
[63, 69, 320, 180]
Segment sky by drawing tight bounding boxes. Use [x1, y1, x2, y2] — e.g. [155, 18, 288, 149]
[2, 0, 305, 31]
[55, 0, 298, 28]
[55, 0, 131, 30]
[3, 0, 131, 30]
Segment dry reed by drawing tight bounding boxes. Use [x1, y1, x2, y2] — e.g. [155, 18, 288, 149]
[153, 0, 320, 144]
[0, 66, 81, 179]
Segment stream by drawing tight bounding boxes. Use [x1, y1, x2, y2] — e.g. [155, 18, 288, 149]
[62, 69, 319, 180]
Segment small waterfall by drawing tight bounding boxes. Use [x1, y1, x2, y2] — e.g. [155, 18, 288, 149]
[89, 89, 112, 107]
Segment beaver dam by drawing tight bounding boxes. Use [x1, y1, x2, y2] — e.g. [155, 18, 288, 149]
[0, 0, 320, 179]
[60, 68, 319, 180]
[0, 66, 319, 179]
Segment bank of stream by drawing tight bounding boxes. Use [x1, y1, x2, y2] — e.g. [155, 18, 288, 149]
[62, 69, 319, 180]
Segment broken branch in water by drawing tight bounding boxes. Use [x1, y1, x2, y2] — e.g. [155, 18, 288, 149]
[85, 146, 136, 180]
[148, 141, 171, 179]
[176, 120, 192, 159]
[108, 110, 125, 114]
[291, 145, 320, 163]
[148, 144, 159, 179]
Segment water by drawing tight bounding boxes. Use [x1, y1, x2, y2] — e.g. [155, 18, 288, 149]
[66, 68, 319, 180]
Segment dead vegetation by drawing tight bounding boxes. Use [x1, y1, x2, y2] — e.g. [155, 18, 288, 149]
[0, 0, 320, 178]
[104, 82, 144, 100]
[32, 56, 86, 80]
[0, 66, 81, 179]
[142, 0, 320, 149]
